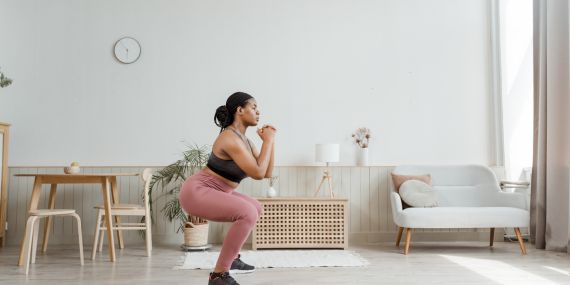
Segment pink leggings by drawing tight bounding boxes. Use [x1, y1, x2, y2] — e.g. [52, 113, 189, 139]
[179, 169, 262, 271]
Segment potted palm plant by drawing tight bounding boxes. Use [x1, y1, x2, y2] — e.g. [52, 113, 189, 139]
[0, 68, 13, 88]
[148, 143, 210, 247]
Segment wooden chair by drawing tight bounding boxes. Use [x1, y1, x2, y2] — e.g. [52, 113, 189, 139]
[22, 209, 84, 275]
[91, 168, 152, 259]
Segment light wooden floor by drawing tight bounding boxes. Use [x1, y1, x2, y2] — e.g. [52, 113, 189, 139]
[1, 242, 570, 285]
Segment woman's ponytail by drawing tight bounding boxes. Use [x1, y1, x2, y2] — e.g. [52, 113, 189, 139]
[214, 105, 232, 132]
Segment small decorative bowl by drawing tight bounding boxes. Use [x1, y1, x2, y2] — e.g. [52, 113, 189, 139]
[64, 166, 80, 174]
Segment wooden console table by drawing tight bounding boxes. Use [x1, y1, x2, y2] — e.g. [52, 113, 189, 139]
[0, 123, 9, 247]
[252, 197, 348, 250]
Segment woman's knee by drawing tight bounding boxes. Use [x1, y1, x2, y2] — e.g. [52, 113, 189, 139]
[232, 192, 263, 216]
[239, 205, 259, 225]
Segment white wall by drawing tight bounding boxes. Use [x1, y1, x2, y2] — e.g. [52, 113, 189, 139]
[0, 0, 495, 166]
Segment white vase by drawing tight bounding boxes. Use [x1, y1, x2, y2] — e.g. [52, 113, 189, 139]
[356, 148, 369, 166]
[266, 186, 277, 198]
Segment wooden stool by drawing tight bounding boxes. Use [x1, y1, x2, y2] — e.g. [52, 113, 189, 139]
[22, 209, 84, 275]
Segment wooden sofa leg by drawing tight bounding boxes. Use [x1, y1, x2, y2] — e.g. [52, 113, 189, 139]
[404, 228, 412, 255]
[514, 228, 527, 255]
[396, 227, 404, 247]
[490, 228, 495, 247]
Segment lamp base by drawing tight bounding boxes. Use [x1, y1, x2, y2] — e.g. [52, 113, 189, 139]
[314, 169, 335, 198]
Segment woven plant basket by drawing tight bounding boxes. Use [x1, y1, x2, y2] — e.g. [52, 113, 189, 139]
[183, 222, 209, 246]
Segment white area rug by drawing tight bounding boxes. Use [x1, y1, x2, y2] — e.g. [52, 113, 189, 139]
[174, 250, 369, 270]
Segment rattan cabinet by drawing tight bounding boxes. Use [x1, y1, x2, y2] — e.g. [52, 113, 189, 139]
[252, 197, 348, 250]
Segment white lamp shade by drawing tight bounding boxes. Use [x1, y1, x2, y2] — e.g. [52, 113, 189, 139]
[315, 144, 340, 163]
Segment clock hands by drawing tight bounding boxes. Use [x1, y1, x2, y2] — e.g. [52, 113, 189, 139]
[120, 42, 129, 60]
[115, 38, 139, 63]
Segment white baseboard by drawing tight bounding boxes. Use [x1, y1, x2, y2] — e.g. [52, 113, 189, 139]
[149, 229, 509, 247]
[8, 229, 511, 247]
[349, 229, 507, 245]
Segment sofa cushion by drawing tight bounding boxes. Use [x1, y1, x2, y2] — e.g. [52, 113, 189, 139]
[392, 165, 506, 207]
[393, 207, 529, 228]
[399, 180, 438, 207]
[391, 173, 432, 208]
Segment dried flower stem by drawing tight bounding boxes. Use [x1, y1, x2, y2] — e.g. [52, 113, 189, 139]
[268, 176, 279, 187]
[352, 127, 371, 148]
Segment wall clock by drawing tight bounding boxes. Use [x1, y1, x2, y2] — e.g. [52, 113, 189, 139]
[114, 37, 141, 64]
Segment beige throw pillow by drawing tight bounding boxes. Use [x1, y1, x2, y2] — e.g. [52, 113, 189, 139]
[391, 173, 432, 192]
[399, 180, 438, 207]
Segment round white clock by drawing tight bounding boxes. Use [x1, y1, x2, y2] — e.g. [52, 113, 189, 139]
[114, 37, 141, 64]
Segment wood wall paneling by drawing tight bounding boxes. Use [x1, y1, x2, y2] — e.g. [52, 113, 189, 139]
[5, 166, 504, 246]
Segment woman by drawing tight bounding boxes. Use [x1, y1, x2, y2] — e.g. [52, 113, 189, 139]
[179, 92, 276, 285]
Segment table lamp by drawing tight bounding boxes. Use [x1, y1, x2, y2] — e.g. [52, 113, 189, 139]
[314, 143, 340, 198]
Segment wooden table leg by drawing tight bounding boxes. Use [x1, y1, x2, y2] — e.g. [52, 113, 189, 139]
[102, 178, 115, 262]
[110, 177, 124, 249]
[18, 177, 42, 266]
[41, 184, 57, 253]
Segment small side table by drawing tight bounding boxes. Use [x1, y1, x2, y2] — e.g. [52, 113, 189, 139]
[252, 197, 348, 250]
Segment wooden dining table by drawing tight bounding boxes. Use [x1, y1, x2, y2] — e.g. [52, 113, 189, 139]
[14, 173, 139, 265]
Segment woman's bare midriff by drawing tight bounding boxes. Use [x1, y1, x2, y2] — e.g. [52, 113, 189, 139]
[204, 167, 240, 188]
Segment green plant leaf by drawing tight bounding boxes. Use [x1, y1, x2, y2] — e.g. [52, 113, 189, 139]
[147, 143, 210, 233]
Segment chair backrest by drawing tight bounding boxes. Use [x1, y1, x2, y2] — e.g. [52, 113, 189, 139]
[141, 168, 153, 211]
[392, 165, 501, 207]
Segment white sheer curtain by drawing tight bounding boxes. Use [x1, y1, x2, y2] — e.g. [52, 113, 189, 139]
[499, 0, 533, 181]
[530, 0, 570, 252]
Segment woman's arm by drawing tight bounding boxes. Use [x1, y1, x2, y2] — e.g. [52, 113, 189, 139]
[247, 136, 274, 178]
[223, 128, 275, 180]
[264, 144, 274, 178]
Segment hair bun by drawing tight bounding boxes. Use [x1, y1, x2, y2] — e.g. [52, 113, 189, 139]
[214, 105, 230, 128]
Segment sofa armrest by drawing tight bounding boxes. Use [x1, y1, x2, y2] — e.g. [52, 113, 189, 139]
[390, 192, 403, 217]
[494, 191, 528, 210]
[500, 180, 530, 189]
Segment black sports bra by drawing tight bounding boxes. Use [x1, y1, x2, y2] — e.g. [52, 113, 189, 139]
[206, 128, 253, 183]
